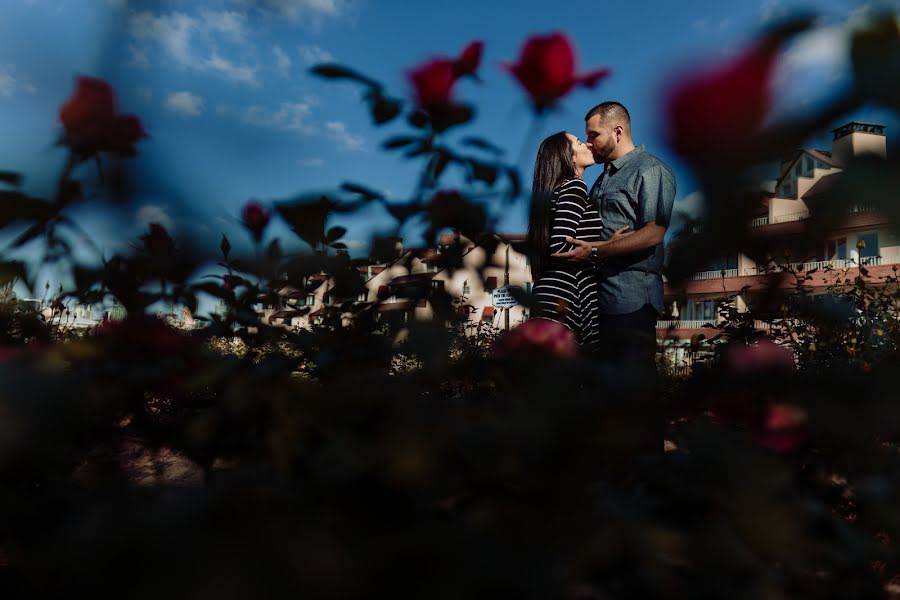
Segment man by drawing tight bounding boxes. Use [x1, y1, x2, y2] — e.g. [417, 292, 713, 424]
[554, 102, 675, 463]
[553, 101, 675, 379]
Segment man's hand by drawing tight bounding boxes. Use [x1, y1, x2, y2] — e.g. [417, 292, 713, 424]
[550, 227, 631, 262]
[551, 238, 592, 261]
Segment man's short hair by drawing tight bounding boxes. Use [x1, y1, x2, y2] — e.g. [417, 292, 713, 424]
[584, 102, 631, 132]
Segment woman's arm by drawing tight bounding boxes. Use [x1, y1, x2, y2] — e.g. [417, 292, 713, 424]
[547, 180, 588, 255]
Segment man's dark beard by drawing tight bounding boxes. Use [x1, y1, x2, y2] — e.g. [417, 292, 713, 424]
[592, 138, 616, 163]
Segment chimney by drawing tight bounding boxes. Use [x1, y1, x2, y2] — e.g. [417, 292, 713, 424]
[831, 122, 887, 165]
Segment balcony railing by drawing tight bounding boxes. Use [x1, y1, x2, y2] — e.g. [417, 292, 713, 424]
[657, 319, 717, 330]
[749, 216, 769, 227]
[771, 210, 811, 224]
[742, 252, 900, 276]
[688, 268, 739, 281]
[657, 319, 794, 331]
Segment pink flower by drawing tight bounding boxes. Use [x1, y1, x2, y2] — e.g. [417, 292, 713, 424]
[59, 76, 145, 157]
[241, 200, 270, 242]
[503, 33, 610, 112]
[453, 41, 484, 78]
[493, 319, 578, 359]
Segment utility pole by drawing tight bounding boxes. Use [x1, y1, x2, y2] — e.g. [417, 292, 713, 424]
[504, 243, 510, 331]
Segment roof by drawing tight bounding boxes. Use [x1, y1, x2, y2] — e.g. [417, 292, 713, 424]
[775, 149, 843, 191]
[389, 272, 437, 286]
[802, 173, 840, 199]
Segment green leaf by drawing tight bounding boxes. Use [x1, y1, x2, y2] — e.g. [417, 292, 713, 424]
[0, 172, 23, 186]
[220, 234, 231, 261]
[0, 261, 26, 287]
[369, 94, 402, 125]
[383, 136, 420, 150]
[276, 196, 332, 249]
[340, 183, 382, 200]
[469, 160, 499, 185]
[310, 64, 377, 87]
[325, 226, 347, 243]
[461, 137, 504, 156]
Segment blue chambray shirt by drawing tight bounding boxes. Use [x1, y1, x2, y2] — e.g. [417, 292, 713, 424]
[588, 145, 676, 316]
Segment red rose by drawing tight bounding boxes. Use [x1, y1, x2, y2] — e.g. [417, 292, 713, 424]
[758, 403, 808, 452]
[453, 41, 484, 78]
[59, 76, 145, 157]
[724, 337, 794, 373]
[503, 33, 610, 112]
[493, 319, 578, 359]
[241, 200, 270, 242]
[104, 115, 146, 158]
[408, 59, 457, 109]
[665, 42, 780, 168]
[222, 275, 241, 291]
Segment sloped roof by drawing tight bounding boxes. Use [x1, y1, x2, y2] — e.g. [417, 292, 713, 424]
[802, 173, 840, 200]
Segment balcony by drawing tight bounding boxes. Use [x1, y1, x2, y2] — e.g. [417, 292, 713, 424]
[688, 268, 739, 281]
[748, 210, 811, 228]
[656, 319, 782, 332]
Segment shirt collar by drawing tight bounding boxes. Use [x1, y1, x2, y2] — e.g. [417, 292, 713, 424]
[607, 144, 645, 172]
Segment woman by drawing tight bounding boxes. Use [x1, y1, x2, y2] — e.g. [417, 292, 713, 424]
[527, 131, 607, 351]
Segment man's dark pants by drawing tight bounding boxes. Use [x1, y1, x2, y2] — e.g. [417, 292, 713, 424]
[594, 304, 664, 473]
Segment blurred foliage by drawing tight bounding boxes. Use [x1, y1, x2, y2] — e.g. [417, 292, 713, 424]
[0, 12, 900, 600]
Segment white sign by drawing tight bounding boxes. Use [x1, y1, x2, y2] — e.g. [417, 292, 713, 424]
[491, 285, 520, 308]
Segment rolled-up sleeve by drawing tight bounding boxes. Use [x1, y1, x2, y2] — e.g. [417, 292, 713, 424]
[637, 165, 676, 228]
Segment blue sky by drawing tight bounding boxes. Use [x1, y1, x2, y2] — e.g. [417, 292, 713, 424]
[0, 0, 898, 273]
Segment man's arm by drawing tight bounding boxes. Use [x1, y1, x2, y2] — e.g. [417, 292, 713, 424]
[553, 163, 675, 262]
[551, 224, 662, 261]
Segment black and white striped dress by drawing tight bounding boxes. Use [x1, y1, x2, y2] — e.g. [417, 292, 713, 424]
[532, 178, 602, 350]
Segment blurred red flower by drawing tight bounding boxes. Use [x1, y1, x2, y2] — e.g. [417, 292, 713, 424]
[493, 319, 578, 359]
[409, 59, 457, 109]
[664, 42, 780, 167]
[453, 41, 484, 78]
[59, 76, 145, 157]
[408, 40, 483, 110]
[242, 200, 271, 242]
[758, 403, 808, 452]
[222, 275, 240, 291]
[724, 337, 794, 372]
[503, 33, 609, 112]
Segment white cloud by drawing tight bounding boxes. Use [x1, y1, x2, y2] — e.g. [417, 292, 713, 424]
[298, 44, 335, 65]
[129, 12, 197, 66]
[128, 11, 258, 86]
[298, 157, 324, 167]
[231, 0, 347, 22]
[205, 53, 259, 85]
[325, 121, 364, 152]
[273, 45, 292, 77]
[238, 99, 317, 133]
[670, 191, 706, 234]
[165, 91, 204, 116]
[199, 9, 247, 43]
[0, 65, 35, 98]
[136, 205, 175, 231]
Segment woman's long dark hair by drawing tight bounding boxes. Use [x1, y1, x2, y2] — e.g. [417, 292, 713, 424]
[527, 131, 575, 281]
